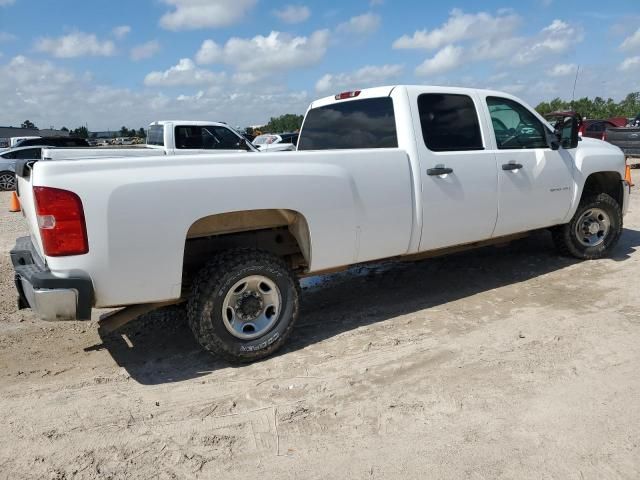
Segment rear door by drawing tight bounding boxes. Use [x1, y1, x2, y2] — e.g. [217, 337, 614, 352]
[481, 95, 574, 236]
[409, 91, 499, 251]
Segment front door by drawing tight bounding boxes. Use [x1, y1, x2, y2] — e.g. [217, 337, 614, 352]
[410, 92, 499, 251]
[482, 96, 574, 237]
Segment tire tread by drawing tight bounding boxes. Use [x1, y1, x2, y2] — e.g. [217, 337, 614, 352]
[187, 249, 299, 363]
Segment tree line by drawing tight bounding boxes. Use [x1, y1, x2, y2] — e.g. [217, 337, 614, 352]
[18, 121, 146, 139]
[246, 114, 304, 135]
[535, 92, 640, 120]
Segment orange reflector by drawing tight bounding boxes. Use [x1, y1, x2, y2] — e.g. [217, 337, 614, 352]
[625, 164, 634, 187]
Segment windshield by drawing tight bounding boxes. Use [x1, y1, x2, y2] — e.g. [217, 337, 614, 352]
[147, 125, 164, 146]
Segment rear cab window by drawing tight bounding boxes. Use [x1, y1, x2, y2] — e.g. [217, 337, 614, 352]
[417, 93, 484, 152]
[147, 125, 164, 146]
[298, 97, 398, 150]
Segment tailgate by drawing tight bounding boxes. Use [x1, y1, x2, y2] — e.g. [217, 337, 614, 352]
[15, 160, 45, 260]
[606, 128, 640, 156]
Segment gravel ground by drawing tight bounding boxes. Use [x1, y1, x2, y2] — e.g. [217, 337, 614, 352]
[0, 188, 639, 479]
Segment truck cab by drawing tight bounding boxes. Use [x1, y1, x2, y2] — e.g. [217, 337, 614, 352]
[146, 121, 256, 154]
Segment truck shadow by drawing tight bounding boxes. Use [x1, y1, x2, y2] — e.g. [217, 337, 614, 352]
[92, 228, 640, 385]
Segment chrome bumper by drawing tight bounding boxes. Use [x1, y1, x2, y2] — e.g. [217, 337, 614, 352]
[19, 276, 78, 321]
[11, 236, 93, 321]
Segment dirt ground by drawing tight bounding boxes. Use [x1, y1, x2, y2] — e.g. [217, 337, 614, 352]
[1, 188, 639, 480]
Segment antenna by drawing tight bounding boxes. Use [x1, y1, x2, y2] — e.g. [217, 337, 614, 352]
[571, 65, 580, 107]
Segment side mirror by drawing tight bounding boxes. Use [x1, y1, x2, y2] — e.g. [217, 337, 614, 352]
[559, 115, 580, 149]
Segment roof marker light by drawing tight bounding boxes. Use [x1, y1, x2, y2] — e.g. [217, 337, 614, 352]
[335, 90, 361, 100]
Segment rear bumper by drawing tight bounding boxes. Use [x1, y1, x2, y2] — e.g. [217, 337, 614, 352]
[10, 236, 93, 321]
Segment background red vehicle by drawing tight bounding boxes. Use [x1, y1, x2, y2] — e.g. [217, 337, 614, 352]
[581, 120, 618, 139]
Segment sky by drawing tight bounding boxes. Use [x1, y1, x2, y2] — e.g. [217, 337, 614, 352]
[0, 0, 639, 130]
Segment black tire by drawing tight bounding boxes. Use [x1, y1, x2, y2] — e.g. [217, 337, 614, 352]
[0, 171, 16, 191]
[552, 193, 622, 259]
[187, 249, 300, 363]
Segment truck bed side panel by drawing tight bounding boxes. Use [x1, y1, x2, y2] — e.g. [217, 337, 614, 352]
[30, 149, 413, 307]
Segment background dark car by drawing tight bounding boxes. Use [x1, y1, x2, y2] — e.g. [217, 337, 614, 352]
[15, 137, 90, 148]
[0, 146, 43, 191]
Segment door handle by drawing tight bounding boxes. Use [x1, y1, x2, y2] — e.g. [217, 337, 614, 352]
[427, 166, 453, 176]
[502, 162, 523, 171]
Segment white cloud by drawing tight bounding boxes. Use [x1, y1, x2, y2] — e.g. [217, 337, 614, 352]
[35, 32, 116, 58]
[144, 58, 225, 87]
[337, 13, 381, 35]
[315, 64, 403, 92]
[619, 56, 640, 72]
[0, 0, 15, 6]
[0, 31, 16, 42]
[195, 39, 222, 64]
[369, 0, 384, 5]
[0, 55, 314, 130]
[274, 5, 310, 24]
[415, 45, 464, 76]
[130, 40, 161, 61]
[232, 72, 262, 85]
[547, 63, 577, 77]
[512, 19, 583, 65]
[195, 30, 330, 73]
[498, 83, 527, 94]
[112, 25, 131, 39]
[620, 28, 640, 51]
[159, 0, 257, 30]
[393, 9, 520, 50]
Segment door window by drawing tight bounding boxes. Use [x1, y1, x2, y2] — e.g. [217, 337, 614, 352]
[175, 125, 242, 149]
[486, 97, 548, 149]
[417, 93, 484, 152]
[13, 148, 41, 159]
[587, 122, 604, 133]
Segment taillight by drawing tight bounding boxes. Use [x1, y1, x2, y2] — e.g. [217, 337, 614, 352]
[33, 186, 88, 256]
[335, 90, 361, 100]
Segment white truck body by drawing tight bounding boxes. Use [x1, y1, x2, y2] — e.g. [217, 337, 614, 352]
[11, 85, 630, 360]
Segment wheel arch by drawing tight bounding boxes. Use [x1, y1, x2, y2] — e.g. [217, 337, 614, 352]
[580, 171, 623, 206]
[181, 209, 312, 290]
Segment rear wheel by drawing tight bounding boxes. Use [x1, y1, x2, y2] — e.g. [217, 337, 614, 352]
[0, 171, 15, 191]
[187, 249, 299, 363]
[552, 193, 622, 259]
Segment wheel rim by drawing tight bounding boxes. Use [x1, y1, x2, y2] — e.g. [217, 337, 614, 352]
[574, 207, 611, 247]
[221, 275, 282, 340]
[0, 172, 15, 191]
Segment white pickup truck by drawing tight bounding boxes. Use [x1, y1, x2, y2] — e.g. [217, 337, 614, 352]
[11, 85, 630, 362]
[42, 120, 256, 161]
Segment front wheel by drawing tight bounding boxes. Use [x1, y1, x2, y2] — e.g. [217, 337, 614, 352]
[552, 193, 622, 259]
[0, 171, 16, 191]
[187, 249, 300, 363]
